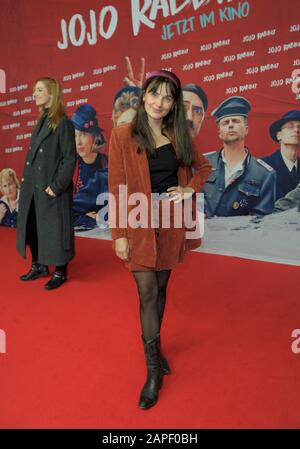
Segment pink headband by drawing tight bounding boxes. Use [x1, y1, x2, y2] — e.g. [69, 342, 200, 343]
[143, 70, 181, 91]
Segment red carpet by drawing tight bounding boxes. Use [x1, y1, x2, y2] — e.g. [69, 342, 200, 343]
[0, 227, 299, 428]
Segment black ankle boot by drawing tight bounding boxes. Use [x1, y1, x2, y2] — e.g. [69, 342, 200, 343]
[44, 270, 67, 290]
[20, 262, 49, 281]
[139, 335, 163, 410]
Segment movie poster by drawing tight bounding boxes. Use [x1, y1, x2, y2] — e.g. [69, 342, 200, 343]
[0, 0, 299, 264]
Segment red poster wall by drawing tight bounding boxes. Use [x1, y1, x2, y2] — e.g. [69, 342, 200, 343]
[1, 0, 299, 169]
[0, 0, 300, 263]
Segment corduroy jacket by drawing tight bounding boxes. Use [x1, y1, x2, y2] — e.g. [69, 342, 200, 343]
[108, 123, 212, 267]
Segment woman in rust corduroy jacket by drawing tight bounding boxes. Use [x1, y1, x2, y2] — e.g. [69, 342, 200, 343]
[108, 70, 211, 410]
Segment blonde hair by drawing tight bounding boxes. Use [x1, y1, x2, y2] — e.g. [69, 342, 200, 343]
[0, 168, 20, 193]
[34, 77, 65, 131]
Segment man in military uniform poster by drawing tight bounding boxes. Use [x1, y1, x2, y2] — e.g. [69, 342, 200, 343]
[203, 96, 276, 217]
[182, 83, 208, 140]
[262, 110, 300, 200]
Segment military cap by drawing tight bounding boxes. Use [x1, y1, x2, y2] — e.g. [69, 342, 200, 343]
[211, 96, 251, 122]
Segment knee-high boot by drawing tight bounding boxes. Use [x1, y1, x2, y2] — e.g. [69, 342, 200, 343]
[160, 346, 171, 375]
[159, 308, 171, 375]
[159, 314, 170, 375]
[139, 335, 163, 410]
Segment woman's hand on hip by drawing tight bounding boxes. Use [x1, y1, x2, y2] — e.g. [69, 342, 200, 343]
[167, 186, 195, 204]
[115, 237, 130, 261]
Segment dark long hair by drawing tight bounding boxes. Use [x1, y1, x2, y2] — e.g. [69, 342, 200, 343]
[131, 76, 194, 166]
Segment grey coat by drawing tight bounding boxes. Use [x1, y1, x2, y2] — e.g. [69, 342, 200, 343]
[16, 113, 76, 265]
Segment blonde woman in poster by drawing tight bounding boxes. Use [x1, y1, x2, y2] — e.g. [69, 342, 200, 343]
[16, 77, 76, 290]
[0, 168, 20, 228]
[109, 70, 211, 409]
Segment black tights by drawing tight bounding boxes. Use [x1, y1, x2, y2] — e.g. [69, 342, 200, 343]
[26, 199, 67, 274]
[132, 270, 171, 341]
[26, 199, 39, 262]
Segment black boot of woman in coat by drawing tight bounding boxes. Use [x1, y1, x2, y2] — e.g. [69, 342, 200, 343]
[20, 260, 49, 281]
[44, 264, 68, 290]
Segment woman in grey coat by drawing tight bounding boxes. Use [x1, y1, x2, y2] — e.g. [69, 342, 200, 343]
[17, 77, 76, 290]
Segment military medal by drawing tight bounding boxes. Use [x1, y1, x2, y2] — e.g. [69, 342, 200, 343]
[239, 199, 248, 208]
